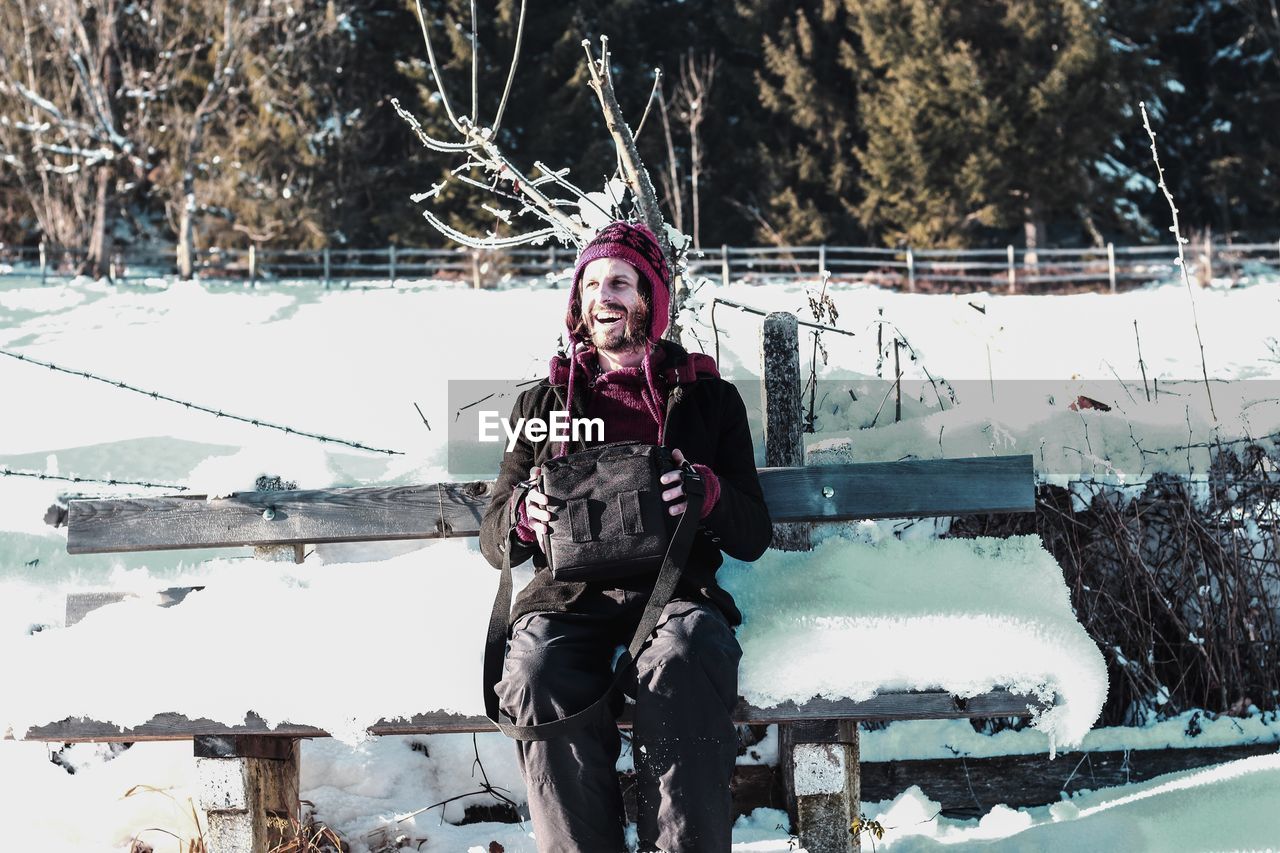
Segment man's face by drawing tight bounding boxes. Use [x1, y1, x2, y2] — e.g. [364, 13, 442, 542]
[580, 257, 649, 353]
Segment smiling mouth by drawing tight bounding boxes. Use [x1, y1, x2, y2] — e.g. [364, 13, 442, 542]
[593, 311, 624, 327]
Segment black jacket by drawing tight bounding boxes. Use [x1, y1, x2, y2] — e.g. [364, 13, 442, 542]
[479, 340, 772, 625]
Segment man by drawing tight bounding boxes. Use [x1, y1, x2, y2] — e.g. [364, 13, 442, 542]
[479, 221, 771, 853]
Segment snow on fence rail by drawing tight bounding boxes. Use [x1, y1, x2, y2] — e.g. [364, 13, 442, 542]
[3, 238, 1278, 291]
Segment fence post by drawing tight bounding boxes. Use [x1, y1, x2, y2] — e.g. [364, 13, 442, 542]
[249, 245, 258, 287]
[472, 250, 483, 290]
[1107, 243, 1116, 294]
[905, 247, 915, 292]
[389, 244, 397, 285]
[1006, 244, 1016, 293]
[1200, 231, 1212, 287]
[196, 735, 299, 852]
[39, 240, 48, 286]
[721, 244, 730, 288]
[782, 720, 862, 853]
[765, 311, 859, 852]
[818, 244, 826, 278]
[761, 313, 810, 553]
[323, 248, 331, 290]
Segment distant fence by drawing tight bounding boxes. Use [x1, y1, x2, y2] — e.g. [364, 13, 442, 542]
[2, 238, 1278, 292]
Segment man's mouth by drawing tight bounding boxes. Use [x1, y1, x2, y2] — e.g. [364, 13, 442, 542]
[593, 310, 624, 327]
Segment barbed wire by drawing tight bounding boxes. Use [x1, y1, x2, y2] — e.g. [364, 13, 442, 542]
[1, 466, 189, 491]
[0, 348, 403, 455]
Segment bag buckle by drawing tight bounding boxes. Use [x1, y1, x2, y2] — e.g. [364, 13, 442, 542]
[679, 459, 705, 497]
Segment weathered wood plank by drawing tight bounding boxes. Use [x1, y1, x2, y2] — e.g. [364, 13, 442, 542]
[67, 481, 495, 554]
[17, 690, 1046, 742]
[66, 457, 1034, 554]
[759, 456, 1035, 522]
[860, 742, 1280, 817]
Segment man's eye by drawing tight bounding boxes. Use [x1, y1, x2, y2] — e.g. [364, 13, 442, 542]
[584, 281, 599, 290]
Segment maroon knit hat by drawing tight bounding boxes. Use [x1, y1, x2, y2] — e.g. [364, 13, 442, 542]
[568, 221, 671, 342]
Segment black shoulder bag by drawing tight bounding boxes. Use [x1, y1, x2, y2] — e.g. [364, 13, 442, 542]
[482, 441, 704, 741]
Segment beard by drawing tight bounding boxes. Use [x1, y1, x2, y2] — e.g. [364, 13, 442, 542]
[587, 300, 650, 352]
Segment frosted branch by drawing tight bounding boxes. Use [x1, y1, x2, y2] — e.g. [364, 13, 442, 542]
[391, 98, 480, 153]
[419, 208, 557, 249]
[1139, 101, 1216, 422]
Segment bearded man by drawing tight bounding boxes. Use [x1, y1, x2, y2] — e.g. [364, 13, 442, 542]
[480, 221, 771, 853]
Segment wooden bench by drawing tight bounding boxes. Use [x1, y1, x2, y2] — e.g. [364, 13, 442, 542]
[15, 313, 1043, 853]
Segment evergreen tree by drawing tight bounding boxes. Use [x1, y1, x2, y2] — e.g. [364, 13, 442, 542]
[1120, 0, 1280, 238]
[194, 0, 425, 249]
[848, 0, 1126, 248]
[749, 0, 865, 244]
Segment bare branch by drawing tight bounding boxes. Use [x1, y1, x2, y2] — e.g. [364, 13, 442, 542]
[391, 97, 481, 153]
[475, 139, 588, 242]
[419, 207, 556, 249]
[634, 68, 661, 140]
[533, 159, 614, 222]
[469, 0, 479, 125]
[491, 0, 527, 134]
[656, 77, 683, 231]
[413, 0, 466, 134]
[1140, 101, 1216, 422]
[580, 37, 670, 255]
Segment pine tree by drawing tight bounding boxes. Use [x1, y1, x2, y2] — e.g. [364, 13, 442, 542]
[848, 0, 1127, 248]
[1120, 0, 1280, 238]
[195, 0, 425, 250]
[749, 0, 865, 244]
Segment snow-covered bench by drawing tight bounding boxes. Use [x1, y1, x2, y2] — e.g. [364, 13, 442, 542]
[6, 314, 1104, 853]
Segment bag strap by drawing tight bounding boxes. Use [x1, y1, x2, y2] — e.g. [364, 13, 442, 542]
[482, 467, 705, 741]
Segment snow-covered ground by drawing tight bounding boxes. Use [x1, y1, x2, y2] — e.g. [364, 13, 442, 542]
[2, 269, 1279, 851]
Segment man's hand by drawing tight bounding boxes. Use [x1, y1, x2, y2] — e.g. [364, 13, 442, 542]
[660, 448, 694, 516]
[523, 465, 557, 552]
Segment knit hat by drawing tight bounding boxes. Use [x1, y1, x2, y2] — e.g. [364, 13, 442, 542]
[568, 221, 671, 342]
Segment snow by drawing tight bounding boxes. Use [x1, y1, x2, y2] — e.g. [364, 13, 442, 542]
[723, 534, 1105, 751]
[859, 753, 1280, 851]
[2, 270, 1279, 850]
[857, 709, 1280, 762]
[0, 534, 1104, 751]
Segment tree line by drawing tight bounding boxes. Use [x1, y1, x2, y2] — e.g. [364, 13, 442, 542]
[1, 0, 1276, 276]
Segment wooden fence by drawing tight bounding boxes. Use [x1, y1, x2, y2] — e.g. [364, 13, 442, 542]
[3, 238, 1279, 292]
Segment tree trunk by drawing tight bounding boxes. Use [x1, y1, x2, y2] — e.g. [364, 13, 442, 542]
[178, 172, 196, 279]
[690, 124, 702, 251]
[84, 167, 111, 279]
[1023, 203, 1045, 267]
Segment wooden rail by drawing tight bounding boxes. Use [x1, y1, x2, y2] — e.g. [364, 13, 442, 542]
[22, 690, 1045, 743]
[5, 239, 1277, 291]
[65, 456, 1035, 554]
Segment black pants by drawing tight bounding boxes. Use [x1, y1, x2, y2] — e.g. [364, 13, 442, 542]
[495, 591, 742, 853]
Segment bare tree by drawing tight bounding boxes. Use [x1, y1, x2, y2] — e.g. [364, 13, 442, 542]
[672, 50, 718, 252]
[655, 73, 684, 234]
[0, 0, 142, 275]
[396, 1, 688, 339]
[0, 0, 286, 277]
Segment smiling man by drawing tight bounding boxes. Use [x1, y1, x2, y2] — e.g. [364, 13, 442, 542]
[479, 221, 772, 853]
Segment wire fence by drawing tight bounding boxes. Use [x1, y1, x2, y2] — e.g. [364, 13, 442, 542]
[2, 238, 1278, 293]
